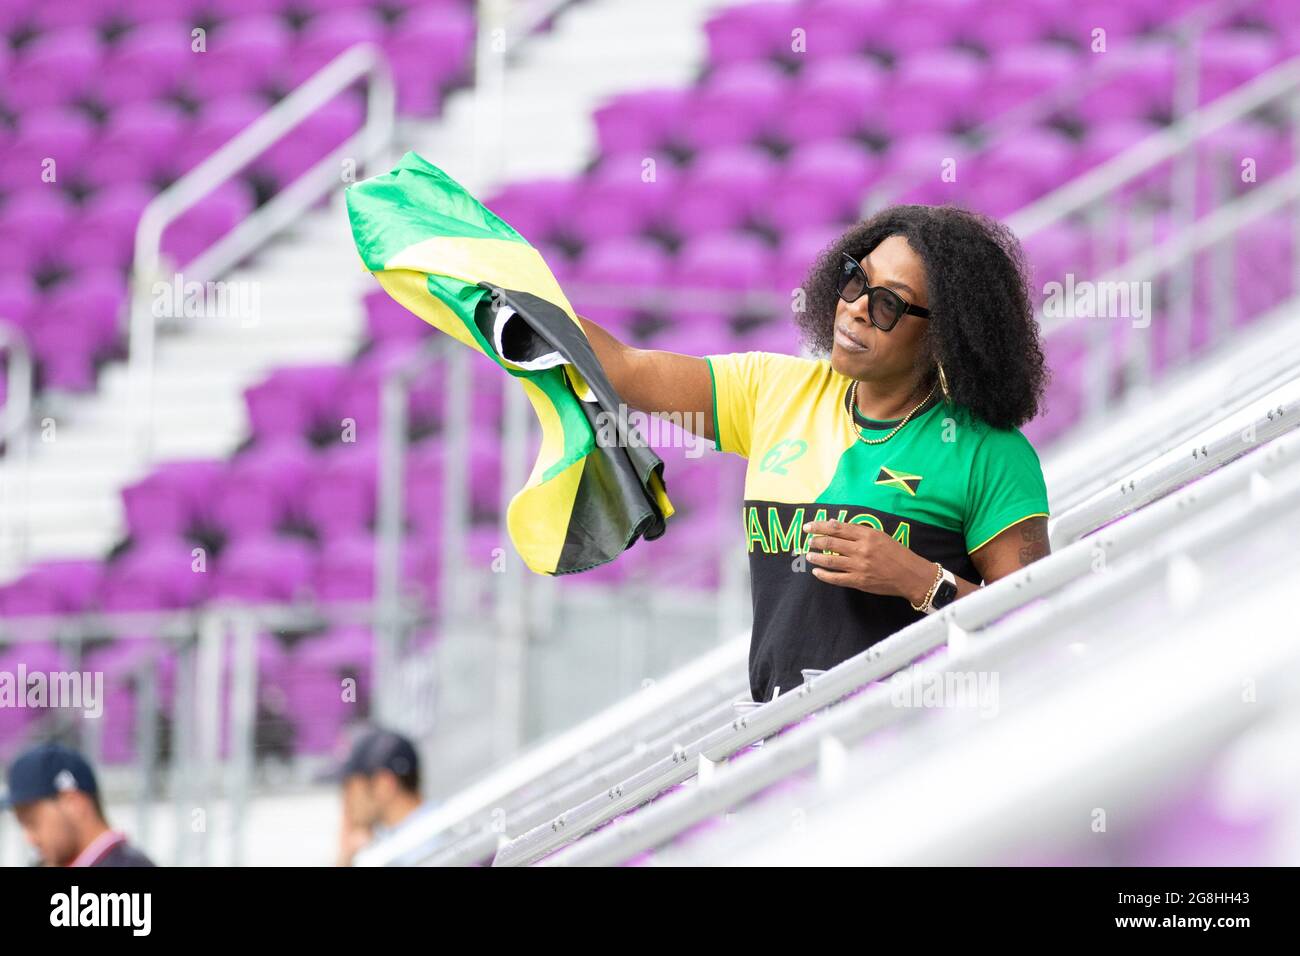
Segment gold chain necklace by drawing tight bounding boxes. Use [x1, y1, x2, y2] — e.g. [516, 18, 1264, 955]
[847, 379, 937, 445]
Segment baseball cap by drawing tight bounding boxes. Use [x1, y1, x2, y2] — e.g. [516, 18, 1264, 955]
[318, 728, 419, 783]
[1, 742, 99, 811]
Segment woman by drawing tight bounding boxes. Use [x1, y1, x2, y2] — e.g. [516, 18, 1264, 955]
[579, 205, 1051, 704]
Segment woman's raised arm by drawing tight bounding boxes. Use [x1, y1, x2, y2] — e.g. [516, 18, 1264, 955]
[578, 315, 716, 443]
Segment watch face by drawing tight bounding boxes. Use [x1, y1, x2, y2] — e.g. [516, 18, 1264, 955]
[932, 579, 959, 609]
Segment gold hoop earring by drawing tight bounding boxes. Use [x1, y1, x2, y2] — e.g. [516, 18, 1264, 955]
[937, 363, 952, 403]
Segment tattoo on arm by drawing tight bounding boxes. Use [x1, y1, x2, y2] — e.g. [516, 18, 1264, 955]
[1017, 519, 1050, 566]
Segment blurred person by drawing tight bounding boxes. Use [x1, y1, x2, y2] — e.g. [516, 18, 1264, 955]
[2, 742, 155, 867]
[324, 728, 438, 866]
[579, 205, 1053, 703]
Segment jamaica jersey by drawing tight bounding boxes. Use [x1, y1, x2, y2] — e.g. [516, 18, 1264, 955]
[705, 351, 1050, 703]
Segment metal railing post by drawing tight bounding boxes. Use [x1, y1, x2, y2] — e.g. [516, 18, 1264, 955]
[0, 322, 33, 575]
[494, 374, 529, 761]
[227, 613, 257, 867]
[376, 370, 410, 727]
[128, 43, 395, 462]
[440, 349, 472, 629]
[134, 652, 159, 853]
[193, 613, 223, 867]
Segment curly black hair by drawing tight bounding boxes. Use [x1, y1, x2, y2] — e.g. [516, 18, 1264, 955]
[798, 205, 1047, 431]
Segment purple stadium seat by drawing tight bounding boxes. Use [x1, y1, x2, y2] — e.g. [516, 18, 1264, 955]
[27, 324, 99, 391]
[969, 128, 1079, 216]
[800, 0, 883, 60]
[981, 43, 1082, 122]
[90, 100, 190, 186]
[646, 319, 735, 357]
[870, 0, 973, 55]
[99, 537, 210, 611]
[63, 182, 156, 271]
[1057, 1, 1150, 39]
[1197, 119, 1292, 197]
[25, 268, 125, 391]
[189, 15, 293, 99]
[244, 363, 352, 441]
[403, 438, 445, 533]
[121, 459, 225, 541]
[6, 26, 102, 110]
[0, 559, 104, 616]
[1022, 221, 1093, 301]
[176, 94, 267, 176]
[212, 534, 316, 602]
[703, 1, 810, 67]
[671, 232, 775, 326]
[1075, 39, 1176, 126]
[286, 626, 373, 754]
[885, 49, 985, 135]
[770, 139, 879, 231]
[300, 441, 380, 540]
[159, 179, 256, 267]
[570, 237, 673, 329]
[665, 146, 779, 238]
[99, 20, 193, 106]
[676, 61, 789, 151]
[593, 88, 693, 155]
[963, 0, 1055, 49]
[40, 268, 129, 354]
[1078, 118, 1166, 188]
[0, 273, 38, 331]
[569, 152, 680, 245]
[311, 533, 379, 602]
[1200, 30, 1283, 104]
[288, 8, 387, 88]
[385, 3, 475, 115]
[258, 91, 364, 187]
[782, 56, 888, 145]
[211, 439, 317, 539]
[1, 108, 97, 187]
[773, 223, 841, 295]
[362, 287, 432, 344]
[483, 178, 581, 246]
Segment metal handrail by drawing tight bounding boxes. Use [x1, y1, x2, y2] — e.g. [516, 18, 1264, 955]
[1043, 305, 1300, 506]
[370, 310, 1300, 866]
[1049, 375, 1298, 545]
[128, 43, 396, 460]
[1006, 57, 1300, 239]
[353, 633, 750, 866]
[1037, 159, 1300, 421]
[497, 416, 1300, 865]
[490, 399, 1300, 865]
[545, 441, 1300, 866]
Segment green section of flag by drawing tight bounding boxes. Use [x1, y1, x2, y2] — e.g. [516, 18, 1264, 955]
[348, 152, 527, 272]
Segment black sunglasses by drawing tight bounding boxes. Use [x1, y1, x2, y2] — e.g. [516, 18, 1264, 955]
[836, 253, 931, 331]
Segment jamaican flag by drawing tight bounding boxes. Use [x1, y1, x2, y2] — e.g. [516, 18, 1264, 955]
[346, 152, 673, 575]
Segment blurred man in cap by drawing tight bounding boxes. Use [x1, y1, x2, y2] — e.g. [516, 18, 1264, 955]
[2, 742, 154, 867]
[325, 727, 437, 866]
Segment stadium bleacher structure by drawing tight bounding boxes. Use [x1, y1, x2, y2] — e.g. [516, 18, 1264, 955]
[2, 0, 1300, 865]
[357, 333, 1300, 865]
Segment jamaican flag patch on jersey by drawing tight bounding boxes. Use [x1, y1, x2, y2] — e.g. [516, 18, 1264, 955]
[875, 466, 923, 496]
[345, 152, 673, 575]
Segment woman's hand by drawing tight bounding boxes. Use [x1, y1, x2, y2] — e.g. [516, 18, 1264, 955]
[802, 519, 938, 606]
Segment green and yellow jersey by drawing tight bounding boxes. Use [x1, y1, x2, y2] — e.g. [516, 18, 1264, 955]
[706, 351, 1050, 703]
